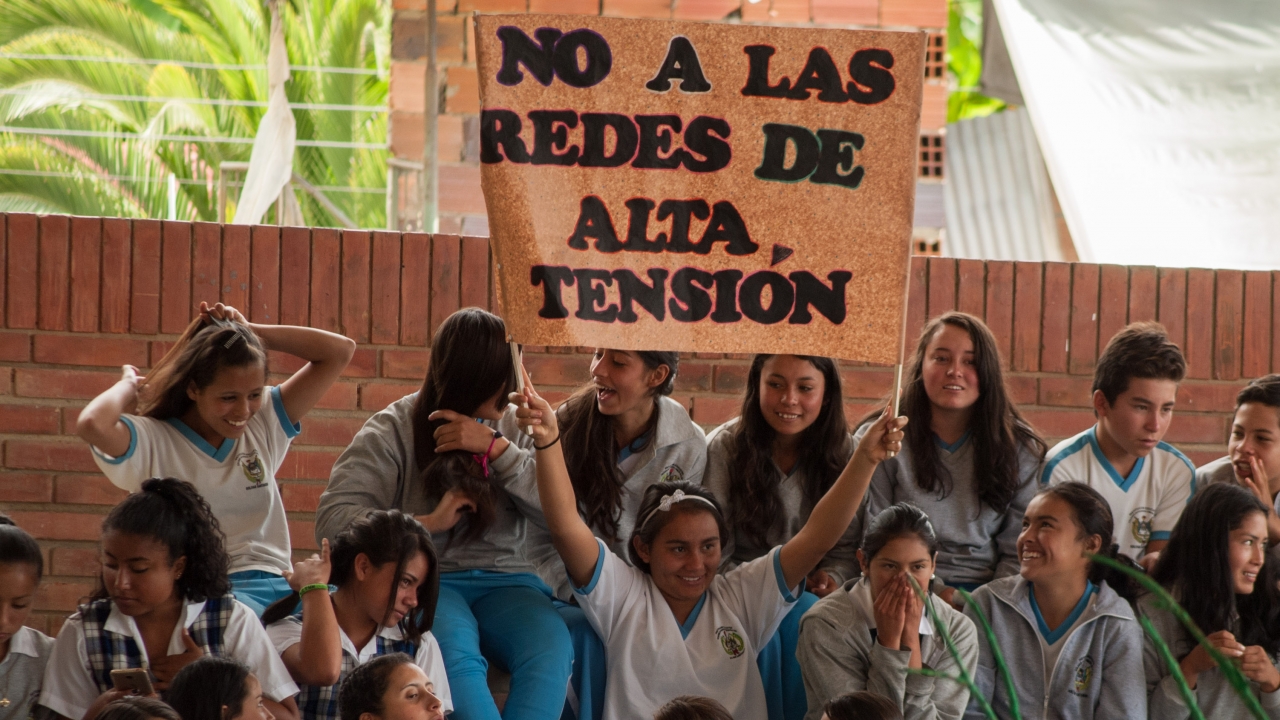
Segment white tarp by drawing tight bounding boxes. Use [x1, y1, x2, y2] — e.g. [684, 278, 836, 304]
[233, 0, 296, 225]
[991, 0, 1280, 269]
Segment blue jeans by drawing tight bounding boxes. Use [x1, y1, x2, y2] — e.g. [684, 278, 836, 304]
[228, 570, 294, 616]
[757, 591, 819, 720]
[555, 602, 605, 720]
[435, 571, 573, 720]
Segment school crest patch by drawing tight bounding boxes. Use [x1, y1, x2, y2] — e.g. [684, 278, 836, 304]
[659, 464, 684, 484]
[1128, 507, 1155, 547]
[1072, 655, 1094, 694]
[238, 450, 266, 485]
[716, 626, 745, 659]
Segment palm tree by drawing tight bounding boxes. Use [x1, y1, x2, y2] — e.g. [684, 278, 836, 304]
[0, 0, 390, 228]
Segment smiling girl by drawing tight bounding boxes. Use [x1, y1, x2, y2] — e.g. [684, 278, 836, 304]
[37, 479, 298, 720]
[797, 503, 977, 720]
[703, 354, 856, 720]
[76, 302, 355, 614]
[963, 482, 1144, 720]
[262, 511, 451, 720]
[859, 312, 1045, 606]
[516, 367, 904, 720]
[1141, 482, 1280, 718]
[0, 515, 52, 720]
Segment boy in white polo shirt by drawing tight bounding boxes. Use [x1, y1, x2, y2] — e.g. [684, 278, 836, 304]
[1043, 322, 1193, 569]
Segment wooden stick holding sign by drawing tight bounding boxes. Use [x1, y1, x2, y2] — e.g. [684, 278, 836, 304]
[510, 340, 534, 436]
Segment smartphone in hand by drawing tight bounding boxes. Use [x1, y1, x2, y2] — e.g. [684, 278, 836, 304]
[110, 668, 154, 696]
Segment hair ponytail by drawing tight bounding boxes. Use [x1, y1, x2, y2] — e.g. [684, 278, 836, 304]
[0, 513, 43, 579]
[97, 478, 230, 602]
[1089, 541, 1142, 603]
[139, 316, 267, 420]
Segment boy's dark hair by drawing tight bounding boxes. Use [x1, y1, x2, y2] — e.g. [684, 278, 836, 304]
[164, 656, 250, 720]
[1093, 322, 1186, 406]
[0, 513, 43, 580]
[94, 478, 231, 602]
[95, 697, 182, 720]
[824, 691, 904, 720]
[653, 695, 734, 720]
[338, 653, 415, 720]
[628, 482, 728, 573]
[1236, 374, 1280, 411]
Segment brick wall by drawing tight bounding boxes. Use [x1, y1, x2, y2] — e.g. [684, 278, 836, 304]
[388, 0, 949, 233]
[0, 212, 1264, 633]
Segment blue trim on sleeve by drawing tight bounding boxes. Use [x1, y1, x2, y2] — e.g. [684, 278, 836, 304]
[1029, 580, 1094, 645]
[166, 418, 235, 462]
[934, 430, 972, 454]
[772, 548, 802, 603]
[1157, 441, 1197, 501]
[678, 593, 707, 639]
[572, 539, 607, 597]
[91, 416, 138, 465]
[1040, 430, 1094, 486]
[1087, 428, 1145, 492]
[1149, 531, 1171, 541]
[270, 386, 301, 439]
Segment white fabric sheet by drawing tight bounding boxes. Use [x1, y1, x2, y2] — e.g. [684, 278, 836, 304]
[233, 0, 296, 225]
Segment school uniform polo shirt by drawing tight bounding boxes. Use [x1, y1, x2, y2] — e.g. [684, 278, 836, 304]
[574, 540, 800, 720]
[90, 386, 300, 575]
[0, 625, 54, 720]
[1042, 427, 1195, 556]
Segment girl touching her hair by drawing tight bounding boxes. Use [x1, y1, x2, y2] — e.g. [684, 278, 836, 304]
[1141, 482, 1280, 718]
[963, 482, 1144, 720]
[315, 308, 568, 720]
[262, 511, 451, 720]
[858, 312, 1045, 605]
[516, 366, 905, 720]
[704, 354, 857, 720]
[337, 654, 444, 720]
[165, 657, 273, 720]
[76, 302, 355, 614]
[797, 504, 977, 720]
[37, 479, 298, 720]
[0, 514, 54, 720]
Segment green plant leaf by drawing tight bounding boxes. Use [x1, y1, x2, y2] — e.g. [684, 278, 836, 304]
[906, 575, 1002, 720]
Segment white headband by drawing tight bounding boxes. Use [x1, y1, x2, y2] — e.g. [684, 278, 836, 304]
[638, 489, 719, 530]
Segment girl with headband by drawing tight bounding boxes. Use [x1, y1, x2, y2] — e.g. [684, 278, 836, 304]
[515, 366, 905, 720]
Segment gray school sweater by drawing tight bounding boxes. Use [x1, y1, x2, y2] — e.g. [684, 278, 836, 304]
[704, 418, 861, 586]
[797, 577, 978, 720]
[854, 422, 1039, 587]
[1138, 593, 1280, 719]
[962, 576, 1146, 720]
[314, 394, 546, 574]
[497, 395, 708, 599]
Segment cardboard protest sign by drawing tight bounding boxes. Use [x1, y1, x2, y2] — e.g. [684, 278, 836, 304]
[475, 14, 924, 364]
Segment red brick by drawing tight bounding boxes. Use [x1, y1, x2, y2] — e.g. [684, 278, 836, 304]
[279, 227, 311, 326]
[250, 225, 281, 324]
[1006, 375, 1037, 406]
[675, 363, 712, 392]
[956, 259, 985, 317]
[1164, 413, 1228, 446]
[69, 216, 102, 333]
[742, 0, 807, 22]
[926, 257, 956, 318]
[1178, 382, 1242, 414]
[0, 405, 60, 434]
[37, 581, 95, 611]
[360, 383, 421, 411]
[812, 0, 876, 23]
[1243, 271, 1271, 378]
[842, 402, 879, 426]
[191, 222, 222, 314]
[100, 219, 132, 334]
[1022, 409, 1095, 442]
[401, 234, 432, 346]
[371, 232, 402, 345]
[34, 336, 148, 368]
[1214, 270, 1243, 381]
[160, 221, 193, 333]
[0, 472, 53, 502]
[296, 416, 369, 447]
[310, 228, 341, 333]
[985, 261, 1013, 369]
[691, 396, 738, 425]
[0, 333, 30, 362]
[51, 547, 102, 577]
[1038, 376, 1092, 408]
[341, 349, 378, 378]
[53, 475, 128, 505]
[0, 371, 13, 396]
[1183, 268, 1214, 380]
[278, 449, 341, 481]
[1128, 267, 1157, 323]
[602, 0, 670, 17]
[383, 350, 430, 380]
[460, 236, 491, 311]
[15, 368, 118, 400]
[316, 381, 359, 410]
[429, 236, 461, 338]
[713, 364, 748, 394]
[524, 355, 590, 388]
[695, 352, 724, 360]
[221, 224, 251, 313]
[444, 67, 478, 114]
[341, 231, 372, 343]
[289, 520, 319, 551]
[1098, 265, 1129, 355]
[530, 0, 596, 11]
[38, 215, 70, 331]
[1011, 262, 1042, 372]
[1157, 268, 1187, 353]
[130, 220, 161, 334]
[881, 0, 946, 27]
[674, 0, 739, 20]
[6, 440, 98, 473]
[268, 351, 306, 375]
[841, 368, 893, 399]
[459, 0, 524, 8]
[8, 510, 105, 541]
[1186, 450, 1222, 468]
[280, 482, 326, 513]
[904, 256, 927, 352]
[7, 214, 38, 329]
[1040, 262, 1071, 374]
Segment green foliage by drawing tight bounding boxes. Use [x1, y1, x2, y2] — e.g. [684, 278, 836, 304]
[1139, 613, 1205, 720]
[906, 575, 999, 720]
[947, 0, 1007, 124]
[0, 0, 390, 227]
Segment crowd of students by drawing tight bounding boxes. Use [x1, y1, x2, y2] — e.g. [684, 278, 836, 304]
[1, 300, 1279, 720]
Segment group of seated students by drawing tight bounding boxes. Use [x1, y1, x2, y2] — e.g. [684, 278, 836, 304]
[1, 299, 1279, 720]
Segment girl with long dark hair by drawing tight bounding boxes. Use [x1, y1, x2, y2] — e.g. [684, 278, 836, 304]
[76, 302, 355, 613]
[798, 503, 977, 720]
[964, 482, 1144, 720]
[858, 312, 1045, 605]
[262, 511, 450, 720]
[703, 354, 857, 720]
[165, 657, 273, 720]
[1142, 482, 1280, 717]
[37, 479, 298, 720]
[315, 308, 569, 720]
